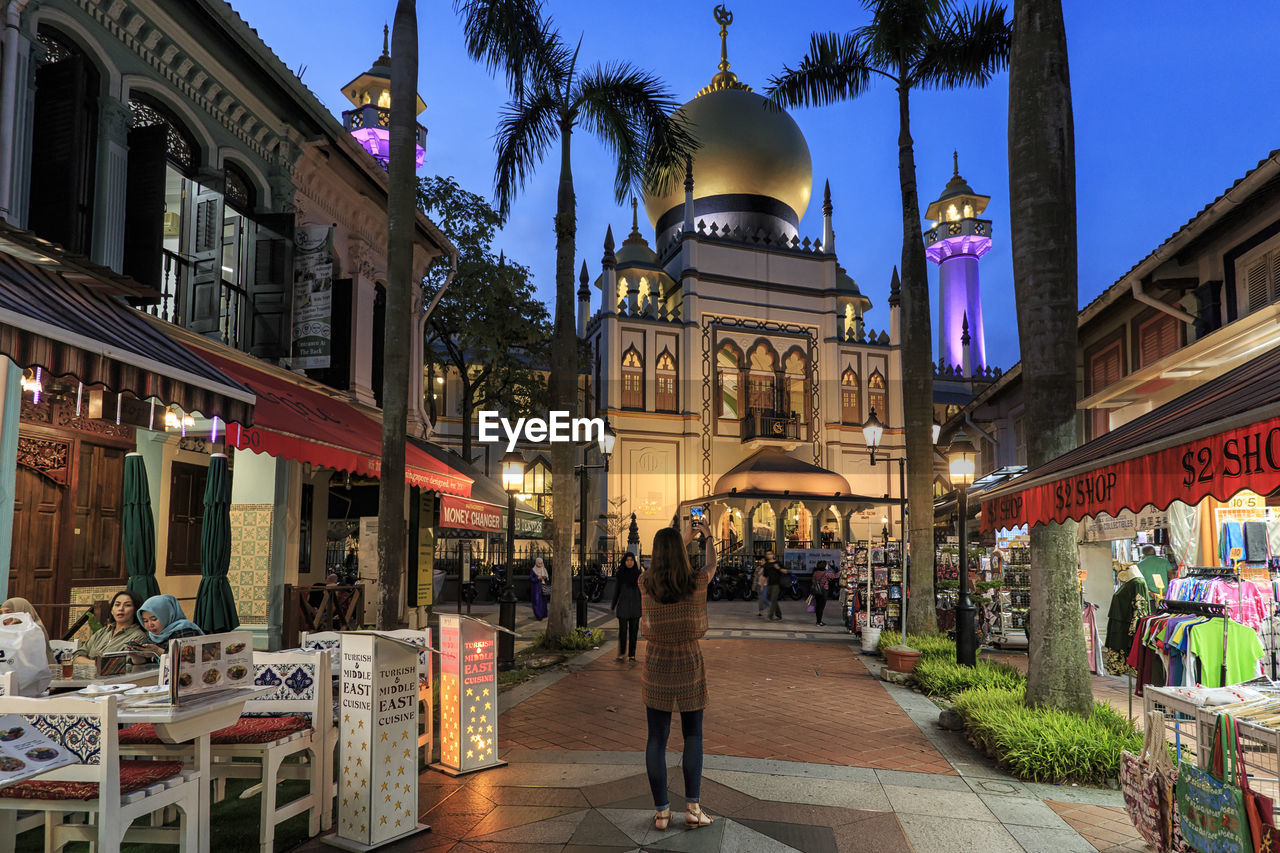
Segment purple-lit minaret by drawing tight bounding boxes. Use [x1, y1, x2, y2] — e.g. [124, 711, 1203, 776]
[923, 153, 991, 374]
[340, 26, 427, 169]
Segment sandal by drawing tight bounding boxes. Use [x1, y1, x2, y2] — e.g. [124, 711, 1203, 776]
[615, 655, 625, 662]
[685, 803, 713, 828]
[654, 807, 670, 830]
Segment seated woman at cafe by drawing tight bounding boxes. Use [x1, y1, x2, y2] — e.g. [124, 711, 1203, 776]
[132, 594, 204, 656]
[75, 590, 147, 664]
[0, 597, 55, 663]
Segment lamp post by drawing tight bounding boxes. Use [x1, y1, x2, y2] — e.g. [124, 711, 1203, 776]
[947, 429, 978, 667]
[576, 423, 616, 628]
[498, 451, 524, 672]
[865, 409, 926, 635]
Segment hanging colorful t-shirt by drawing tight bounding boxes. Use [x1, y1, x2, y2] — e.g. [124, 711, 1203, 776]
[1186, 619, 1262, 688]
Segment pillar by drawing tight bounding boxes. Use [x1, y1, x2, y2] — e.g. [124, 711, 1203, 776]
[407, 265, 429, 438]
[0, 358, 20, 597]
[772, 501, 785, 555]
[92, 95, 130, 272]
[349, 271, 378, 405]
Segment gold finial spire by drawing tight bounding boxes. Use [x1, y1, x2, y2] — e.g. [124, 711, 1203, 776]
[629, 196, 640, 236]
[698, 5, 752, 96]
[381, 24, 390, 60]
[953, 150, 959, 177]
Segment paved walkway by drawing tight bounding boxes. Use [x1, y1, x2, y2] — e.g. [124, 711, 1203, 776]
[294, 599, 1143, 852]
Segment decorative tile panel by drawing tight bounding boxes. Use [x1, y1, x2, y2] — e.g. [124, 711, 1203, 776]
[25, 713, 102, 765]
[228, 504, 273, 624]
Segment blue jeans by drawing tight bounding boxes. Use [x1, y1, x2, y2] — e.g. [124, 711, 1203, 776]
[645, 706, 703, 808]
[757, 585, 771, 612]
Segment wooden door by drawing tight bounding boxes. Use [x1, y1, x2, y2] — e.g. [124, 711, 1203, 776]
[10, 466, 64, 609]
[70, 443, 126, 584]
[165, 461, 206, 575]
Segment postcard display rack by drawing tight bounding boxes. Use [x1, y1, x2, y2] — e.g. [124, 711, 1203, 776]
[850, 542, 902, 632]
[992, 545, 1030, 648]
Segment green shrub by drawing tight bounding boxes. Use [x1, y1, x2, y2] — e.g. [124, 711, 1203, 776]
[877, 631, 957, 661]
[951, 685, 1143, 785]
[913, 657, 1025, 698]
[532, 627, 604, 651]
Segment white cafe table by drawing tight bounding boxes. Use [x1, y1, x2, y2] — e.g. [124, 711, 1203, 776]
[117, 687, 272, 853]
[48, 666, 160, 693]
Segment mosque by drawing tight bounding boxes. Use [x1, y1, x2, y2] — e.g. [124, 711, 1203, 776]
[581, 9, 999, 554]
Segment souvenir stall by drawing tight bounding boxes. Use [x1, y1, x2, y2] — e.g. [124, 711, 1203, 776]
[844, 540, 902, 635]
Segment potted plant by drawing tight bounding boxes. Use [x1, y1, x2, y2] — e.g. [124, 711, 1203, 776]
[884, 643, 922, 673]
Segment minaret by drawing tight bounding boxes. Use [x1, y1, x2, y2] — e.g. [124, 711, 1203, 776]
[577, 260, 591, 337]
[822, 180, 834, 253]
[888, 266, 901, 346]
[340, 25, 429, 168]
[682, 156, 695, 234]
[923, 152, 991, 373]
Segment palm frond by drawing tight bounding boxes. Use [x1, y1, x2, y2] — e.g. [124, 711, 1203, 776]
[492, 83, 562, 218]
[766, 32, 881, 110]
[454, 0, 568, 94]
[861, 0, 945, 71]
[573, 62, 692, 202]
[912, 0, 1011, 90]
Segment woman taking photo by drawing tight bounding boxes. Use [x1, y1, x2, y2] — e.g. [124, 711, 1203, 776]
[611, 553, 642, 662]
[640, 520, 715, 831]
[75, 590, 147, 663]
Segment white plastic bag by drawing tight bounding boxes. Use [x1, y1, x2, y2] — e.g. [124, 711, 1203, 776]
[0, 612, 52, 696]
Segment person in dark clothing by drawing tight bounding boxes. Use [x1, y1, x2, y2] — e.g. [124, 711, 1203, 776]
[760, 550, 788, 621]
[611, 553, 642, 662]
[810, 561, 833, 627]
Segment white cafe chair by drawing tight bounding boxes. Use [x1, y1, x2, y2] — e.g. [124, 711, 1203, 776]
[0, 693, 200, 853]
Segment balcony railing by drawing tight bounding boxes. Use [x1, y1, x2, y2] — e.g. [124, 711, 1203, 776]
[742, 410, 805, 443]
[144, 249, 192, 324]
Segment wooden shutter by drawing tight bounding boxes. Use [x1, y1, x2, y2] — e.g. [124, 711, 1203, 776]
[1138, 313, 1180, 368]
[1272, 250, 1280, 305]
[28, 54, 97, 254]
[1089, 343, 1122, 394]
[71, 444, 124, 582]
[165, 461, 206, 575]
[1246, 257, 1270, 313]
[185, 183, 224, 335]
[248, 212, 295, 359]
[121, 124, 167, 288]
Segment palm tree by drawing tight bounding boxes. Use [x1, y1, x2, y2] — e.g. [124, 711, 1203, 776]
[377, 0, 418, 629]
[457, 0, 693, 641]
[768, 0, 1010, 637]
[1008, 0, 1092, 714]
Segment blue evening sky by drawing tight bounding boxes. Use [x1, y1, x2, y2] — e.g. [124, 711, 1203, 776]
[240, 1, 1280, 372]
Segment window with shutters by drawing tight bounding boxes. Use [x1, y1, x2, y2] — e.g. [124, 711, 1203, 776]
[1136, 310, 1182, 369]
[655, 349, 677, 412]
[841, 369, 860, 424]
[747, 342, 778, 413]
[868, 370, 887, 422]
[718, 344, 741, 419]
[1087, 338, 1124, 439]
[166, 461, 208, 575]
[522, 457, 553, 518]
[1242, 247, 1280, 315]
[621, 346, 644, 409]
[28, 28, 100, 256]
[783, 350, 807, 423]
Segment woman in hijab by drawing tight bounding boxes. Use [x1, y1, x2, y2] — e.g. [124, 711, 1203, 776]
[134, 594, 204, 656]
[0, 597, 55, 663]
[530, 557, 549, 620]
[611, 553, 642, 662]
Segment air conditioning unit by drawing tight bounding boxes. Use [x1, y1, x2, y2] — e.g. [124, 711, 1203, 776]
[162, 211, 181, 237]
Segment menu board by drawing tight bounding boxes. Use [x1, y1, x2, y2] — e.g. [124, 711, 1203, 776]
[0, 714, 75, 787]
[168, 630, 254, 705]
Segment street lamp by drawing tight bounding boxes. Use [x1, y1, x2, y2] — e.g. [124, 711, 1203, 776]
[576, 422, 616, 628]
[498, 450, 524, 671]
[947, 429, 978, 667]
[862, 409, 908, 636]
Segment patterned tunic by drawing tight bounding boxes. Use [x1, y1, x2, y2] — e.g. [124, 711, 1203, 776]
[640, 539, 715, 712]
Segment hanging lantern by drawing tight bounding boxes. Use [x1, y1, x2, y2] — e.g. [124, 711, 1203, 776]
[20, 367, 42, 403]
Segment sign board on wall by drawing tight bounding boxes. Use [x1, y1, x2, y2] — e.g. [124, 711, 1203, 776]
[431, 614, 506, 776]
[1079, 506, 1169, 543]
[328, 632, 428, 851]
[292, 224, 334, 369]
[415, 494, 434, 607]
[438, 496, 504, 533]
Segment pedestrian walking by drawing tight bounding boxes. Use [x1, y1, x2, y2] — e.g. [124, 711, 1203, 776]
[530, 557, 549, 620]
[754, 558, 770, 617]
[612, 552, 642, 662]
[810, 561, 833, 626]
[640, 520, 715, 831]
[761, 550, 788, 621]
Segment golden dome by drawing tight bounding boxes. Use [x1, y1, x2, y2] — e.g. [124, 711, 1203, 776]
[643, 87, 813, 234]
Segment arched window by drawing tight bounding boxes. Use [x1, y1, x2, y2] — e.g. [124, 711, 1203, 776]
[223, 162, 256, 213]
[868, 370, 887, 421]
[29, 26, 101, 255]
[747, 341, 778, 414]
[621, 346, 644, 409]
[841, 368, 860, 424]
[717, 344, 741, 419]
[656, 349, 677, 412]
[783, 349, 807, 423]
[522, 457, 553, 518]
[128, 93, 197, 171]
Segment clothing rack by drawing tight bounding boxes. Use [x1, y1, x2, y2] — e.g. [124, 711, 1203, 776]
[1165, 567, 1239, 686]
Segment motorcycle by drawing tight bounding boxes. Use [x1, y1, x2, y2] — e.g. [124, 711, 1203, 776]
[487, 565, 507, 601]
[706, 569, 727, 601]
[582, 565, 608, 603]
[783, 572, 803, 600]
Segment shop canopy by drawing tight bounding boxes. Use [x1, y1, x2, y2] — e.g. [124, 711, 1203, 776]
[0, 235, 254, 424]
[194, 347, 471, 498]
[411, 438, 544, 537]
[981, 343, 1280, 532]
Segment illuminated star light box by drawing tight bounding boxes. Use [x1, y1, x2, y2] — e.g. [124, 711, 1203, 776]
[430, 614, 513, 776]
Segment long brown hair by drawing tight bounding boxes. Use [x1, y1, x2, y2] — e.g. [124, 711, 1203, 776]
[642, 527, 696, 604]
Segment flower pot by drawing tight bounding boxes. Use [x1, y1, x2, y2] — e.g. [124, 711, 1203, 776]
[860, 627, 881, 654]
[885, 646, 922, 673]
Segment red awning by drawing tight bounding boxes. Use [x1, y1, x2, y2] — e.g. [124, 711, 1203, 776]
[192, 348, 471, 497]
[981, 343, 1280, 532]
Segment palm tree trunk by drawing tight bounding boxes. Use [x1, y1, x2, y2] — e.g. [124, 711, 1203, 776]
[895, 81, 937, 637]
[1009, 0, 1092, 714]
[377, 0, 418, 630]
[547, 121, 577, 641]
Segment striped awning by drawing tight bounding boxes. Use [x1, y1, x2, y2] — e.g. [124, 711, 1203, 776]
[0, 245, 254, 424]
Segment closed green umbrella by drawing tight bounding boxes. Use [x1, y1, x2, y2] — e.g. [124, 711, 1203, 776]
[194, 452, 239, 633]
[123, 453, 162, 600]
